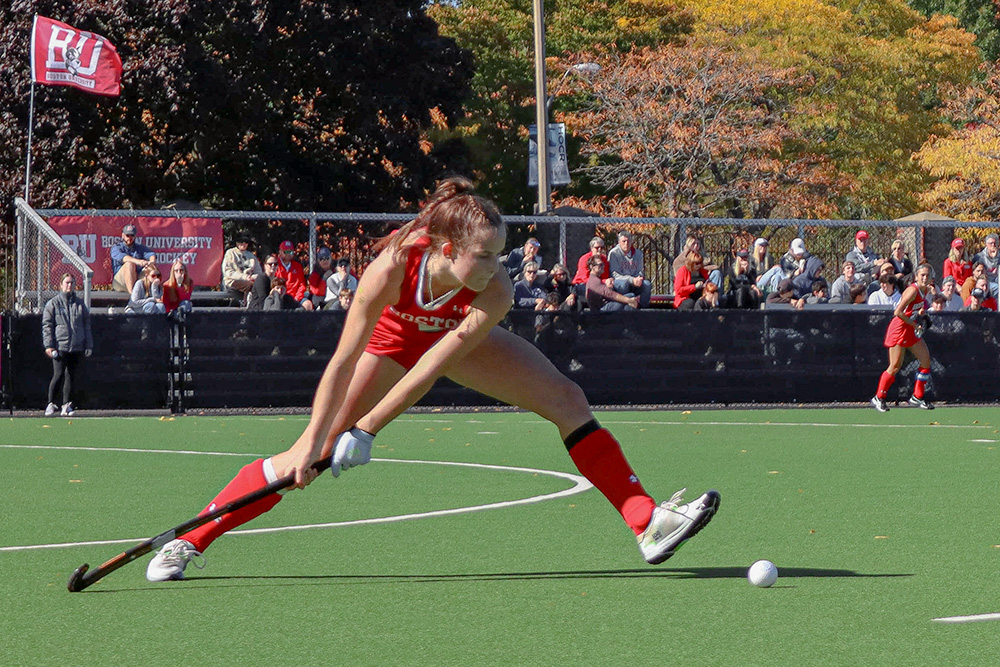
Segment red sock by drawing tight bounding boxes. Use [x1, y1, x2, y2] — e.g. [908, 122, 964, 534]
[913, 367, 931, 399]
[565, 421, 656, 535]
[184, 459, 283, 553]
[876, 371, 895, 399]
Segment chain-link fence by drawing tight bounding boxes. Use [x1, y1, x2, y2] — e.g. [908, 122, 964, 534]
[12, 198, 93, 313]
[7, 201, 1000, 309]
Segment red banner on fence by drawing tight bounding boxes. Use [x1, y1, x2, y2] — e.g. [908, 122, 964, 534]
[31, 15, 123, 96]
[49, 216, 224, 287]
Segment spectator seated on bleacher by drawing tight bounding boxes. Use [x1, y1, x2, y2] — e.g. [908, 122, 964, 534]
[126, 264, 165, 314]
[867, 274, 900, 308]
[307, 247, 334, 309]
[513, 262, 547, 309]
[163, 260, 194, 316]
[326, 287, 354, 312]
[960, 262, 987, 302]
[694, 281, 720, 310]
[586, 255, 637, 311]
[505, 237, 543, 282]
[829, 260, 861, 304]
[888, 240, 913, 287]
[608, 230, 652, 308]
[326, 258, 358, 307]
[964, 277, 997, 311]
[845, 229, 887, 285]
[849, 283, 868, 305]
[943, 238, 972, 286]
[222, 233, 262, 305]
[543, 263, 576, 310]
[804, 280, 829, 305]
[572, 237, 610, 288]
[866, 262, 896, 298]
[276, 240, 314, 311]
[111, 223, 157, 293]
[765, 278, 804, 310]
[248, 254, 278, 311]
[936, 276, 963, 311]
[749, 238, 774, 278]
[674, 252, 709, 310]
[779, 237, 809, 279]
[792, 256, 825, 299]
[263, 276, 303, 311]
[673, 236, 722, 288]
[972, 232, 999, 298]
[723, 249, 761, 309]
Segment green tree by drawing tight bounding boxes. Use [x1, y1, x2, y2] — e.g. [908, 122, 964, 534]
[680, 0, 980, 219]
[0, 0, 473, 216]
[428, 0, 694, 214]
[907, 0, 1000, 62]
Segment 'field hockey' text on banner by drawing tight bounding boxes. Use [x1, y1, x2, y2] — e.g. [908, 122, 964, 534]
[48, 216, 224, 287]
[31, 15, 122, 96]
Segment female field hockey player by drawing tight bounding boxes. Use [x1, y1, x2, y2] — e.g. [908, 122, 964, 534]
[146, 178, 719, 581]
[871, 263, 936, 412]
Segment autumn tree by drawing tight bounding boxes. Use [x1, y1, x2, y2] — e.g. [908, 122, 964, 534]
[564, 45, 847, 218]
[677, 0, 979, 219]
[915, 64, 1000, 219]
[907, 0, 1000, 62]
[0, 0, 473, 217]
[428, 0, 694, 214]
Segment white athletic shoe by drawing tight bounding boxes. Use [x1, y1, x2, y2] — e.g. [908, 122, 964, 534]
[908, 396, 934, 410]
[60, 402, 75, 417]
[146, 539, 206, 582]
[638, 488, 721, 565]
[45, 402, 58, 416]
[870, 396, 889, 413]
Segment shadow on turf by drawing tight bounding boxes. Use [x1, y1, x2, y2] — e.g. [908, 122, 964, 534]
[82, 566, 911, 592]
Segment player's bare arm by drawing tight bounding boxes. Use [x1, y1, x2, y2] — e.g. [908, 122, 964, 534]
[277, 250, 404, 486]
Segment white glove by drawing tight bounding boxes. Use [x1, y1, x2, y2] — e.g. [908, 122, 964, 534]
[330, 427, 375, 478]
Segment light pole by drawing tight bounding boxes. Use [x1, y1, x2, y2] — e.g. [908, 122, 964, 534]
[532, 0, 550, 214]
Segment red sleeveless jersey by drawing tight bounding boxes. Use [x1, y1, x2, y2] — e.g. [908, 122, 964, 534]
[884, 285, 932, 348]
[365, 239, 479, 369]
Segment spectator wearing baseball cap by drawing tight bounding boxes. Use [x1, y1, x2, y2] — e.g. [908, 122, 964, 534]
[845, 229, 887, 285]
[972, 232, 1000, 299]
[307, 247, 334, 309]
[275, 241, 314, 310]
[943, 237, 972, 286]
[779, 237, 810, 278]
[325, 257, 358, 308]
[110, 223, 156, 293]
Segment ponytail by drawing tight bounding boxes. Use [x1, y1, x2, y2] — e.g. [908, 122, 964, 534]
[375, 177, 503, 257]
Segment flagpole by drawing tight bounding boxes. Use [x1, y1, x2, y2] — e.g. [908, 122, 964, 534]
[24, 80, 35, 203]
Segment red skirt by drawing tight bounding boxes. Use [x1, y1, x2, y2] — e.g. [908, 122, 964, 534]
[884, 316, 918, 348]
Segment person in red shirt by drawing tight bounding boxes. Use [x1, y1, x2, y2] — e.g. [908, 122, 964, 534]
[571, 236, 610, 285]
[145, 177, 719, 582]
[162, 260, 193, 315]
[674, 252, 710, 309]
[275, 240, 314, 311]
[942, 238, 972, 286]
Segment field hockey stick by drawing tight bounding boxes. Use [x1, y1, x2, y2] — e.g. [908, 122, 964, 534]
[67, 458, 331, 592]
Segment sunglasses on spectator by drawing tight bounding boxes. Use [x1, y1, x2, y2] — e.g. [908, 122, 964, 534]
[265, 262, 278, 266]
[525, 269, 537, 274]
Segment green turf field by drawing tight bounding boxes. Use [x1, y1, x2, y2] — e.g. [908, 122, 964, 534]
[2, 408, 999, 666]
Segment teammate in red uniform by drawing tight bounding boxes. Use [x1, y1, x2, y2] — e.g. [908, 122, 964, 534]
[871, 263, 935, 412]
[146, 178, 719, 581]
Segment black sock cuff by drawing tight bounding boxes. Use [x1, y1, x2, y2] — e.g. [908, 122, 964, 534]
[564, 419, 602, 452]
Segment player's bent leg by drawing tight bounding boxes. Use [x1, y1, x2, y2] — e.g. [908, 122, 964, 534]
[447, 327, 719, 562]
[909, 340, 934, 409]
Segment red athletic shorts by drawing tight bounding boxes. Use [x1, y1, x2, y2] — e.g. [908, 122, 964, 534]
[883, 317, 918, 348]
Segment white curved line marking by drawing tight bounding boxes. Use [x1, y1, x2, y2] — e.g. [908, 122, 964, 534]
[0, 446, 592, 552]
[932, 613, 1000, 624]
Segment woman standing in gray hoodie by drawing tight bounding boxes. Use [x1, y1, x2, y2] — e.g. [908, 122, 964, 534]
[42, 273, 93, 416]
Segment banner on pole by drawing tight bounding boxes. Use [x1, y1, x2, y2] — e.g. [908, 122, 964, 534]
[527, 123, 571, 187]
[48, 216, 224, 287]
[31, 15, 122, 96]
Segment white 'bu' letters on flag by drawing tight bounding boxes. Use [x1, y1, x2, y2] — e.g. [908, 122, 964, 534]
[30, 15, 122, 96]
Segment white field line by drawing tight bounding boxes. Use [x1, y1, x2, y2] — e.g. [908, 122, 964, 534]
[398, 417, 999, 430]
[932, 613, 1000, 624]
[0, 445, 591, 553]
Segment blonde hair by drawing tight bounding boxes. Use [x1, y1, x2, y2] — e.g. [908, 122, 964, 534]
[375, 177, 503, 257]
[164, 259, 192, 291]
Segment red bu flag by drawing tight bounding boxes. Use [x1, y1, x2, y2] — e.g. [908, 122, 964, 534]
[30, 15, 122, 96]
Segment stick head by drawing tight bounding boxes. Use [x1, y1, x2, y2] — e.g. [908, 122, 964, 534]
[67, 564, 89, 592]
